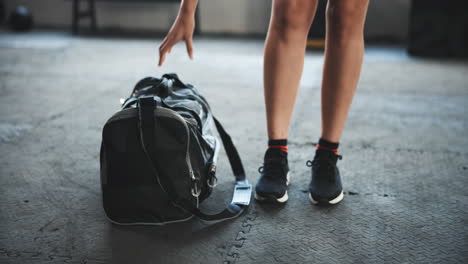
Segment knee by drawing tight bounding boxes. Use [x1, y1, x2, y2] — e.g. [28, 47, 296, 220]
[271, 0, 316, 36]
[327, 0, 369, 38]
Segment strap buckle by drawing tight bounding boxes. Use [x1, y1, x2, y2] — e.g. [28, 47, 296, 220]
[207, 164, 218, 188]
[191, 183, 201, 198]
[231, 180, 252, 206]
[191, 179, 201, 197]
[190, 170, 202, 198]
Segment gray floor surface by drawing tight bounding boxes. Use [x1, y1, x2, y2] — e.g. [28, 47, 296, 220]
[0, 31, 467, 264]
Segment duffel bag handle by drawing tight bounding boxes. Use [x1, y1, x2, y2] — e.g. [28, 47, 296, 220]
[133, 73, 186, 94]
[133, 77, 173, 98]
[137, 97, 251, 223]
[124, 74, 189, 108]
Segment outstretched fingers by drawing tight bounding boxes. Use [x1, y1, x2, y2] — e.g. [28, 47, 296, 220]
[186, 37, 193, 59]
[158, 34, 194, 66]
[158, 37, 174, 66]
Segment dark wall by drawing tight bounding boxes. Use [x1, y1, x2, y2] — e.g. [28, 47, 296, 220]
[409, 0, 468, 58]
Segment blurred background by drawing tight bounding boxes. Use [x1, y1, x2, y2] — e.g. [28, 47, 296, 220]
[2, 0, 408, 38]
[0, 0, 467, 57]
[0, 1, 467, 264]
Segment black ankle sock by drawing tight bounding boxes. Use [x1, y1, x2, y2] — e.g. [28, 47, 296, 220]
[316, 138, 339, 155]
[267, 139, 288, 153]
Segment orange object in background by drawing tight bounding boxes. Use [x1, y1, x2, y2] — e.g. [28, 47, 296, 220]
[307, 0, 327, 49]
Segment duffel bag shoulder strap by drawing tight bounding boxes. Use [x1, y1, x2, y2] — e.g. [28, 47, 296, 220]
[138, 97, 252, 223]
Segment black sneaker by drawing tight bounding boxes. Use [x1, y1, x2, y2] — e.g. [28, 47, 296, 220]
[255, 148, 290, 203]
[307, 149, 344, 205]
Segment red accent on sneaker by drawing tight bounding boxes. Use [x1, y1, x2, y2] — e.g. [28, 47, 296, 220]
[268, 145, 288, 152]
[316, 144, 338, 155]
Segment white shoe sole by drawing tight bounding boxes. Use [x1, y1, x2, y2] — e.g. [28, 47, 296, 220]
[255, 172, 291, 203]
[255, 191, 289, 203]
[309, 190, 344, 205]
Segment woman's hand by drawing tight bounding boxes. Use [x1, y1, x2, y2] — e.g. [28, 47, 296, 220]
[158, 11, 195, 66]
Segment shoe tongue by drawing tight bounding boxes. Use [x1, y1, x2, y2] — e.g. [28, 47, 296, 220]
[264, 148, 287, 161]
[314, 149, 338, 163]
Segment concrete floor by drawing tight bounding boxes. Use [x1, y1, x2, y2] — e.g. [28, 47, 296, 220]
[0, 31, 467, 264]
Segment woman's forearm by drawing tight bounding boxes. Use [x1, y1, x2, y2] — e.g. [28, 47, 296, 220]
[180, 0, 198, 16]
[158, 0, 197, 66]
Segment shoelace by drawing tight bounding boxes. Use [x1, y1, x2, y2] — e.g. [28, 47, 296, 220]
[258, 159, 287, 180]
[306, 155, 342, 182]
[306, 154, 342, 169]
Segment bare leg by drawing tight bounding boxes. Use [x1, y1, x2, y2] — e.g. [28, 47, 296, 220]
[320, 0, 369, 142]
[256, 0, 319, 204]
[264, 0, 319, 139]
